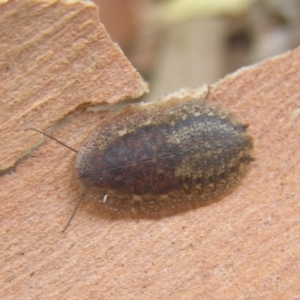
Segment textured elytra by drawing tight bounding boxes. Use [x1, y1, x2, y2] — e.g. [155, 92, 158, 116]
[76, 96, 253, 218]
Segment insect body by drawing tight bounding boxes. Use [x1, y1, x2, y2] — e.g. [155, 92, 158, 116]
[76, 95, 253, 218]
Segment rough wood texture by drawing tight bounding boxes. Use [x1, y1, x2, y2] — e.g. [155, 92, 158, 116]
[0, 0, 148, 171]
[1, 1, 300, 300]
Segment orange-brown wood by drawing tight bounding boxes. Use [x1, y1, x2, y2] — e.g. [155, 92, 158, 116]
[0, 0, 148, 171]
[1, 1, 300, 299]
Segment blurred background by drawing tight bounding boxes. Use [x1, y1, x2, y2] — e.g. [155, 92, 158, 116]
[93, 0, 300, 100]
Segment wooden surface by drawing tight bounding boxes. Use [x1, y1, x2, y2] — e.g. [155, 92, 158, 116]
[1, 1, 300, 299]
[0, 0, 148, 171]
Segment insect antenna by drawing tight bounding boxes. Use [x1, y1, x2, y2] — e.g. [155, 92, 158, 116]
[204, 85, 212, 101]
[26, 127, 82, 232]
[25, 128, 78, 153]
[62, 193, 85, 233]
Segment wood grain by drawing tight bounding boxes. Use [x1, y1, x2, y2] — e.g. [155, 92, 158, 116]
[0, 0, 148, 171]
[1, 1, 300, 299]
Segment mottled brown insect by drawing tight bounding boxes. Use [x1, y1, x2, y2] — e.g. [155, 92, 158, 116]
[28, 89, 253, 230]
[76, 91, 253, 220]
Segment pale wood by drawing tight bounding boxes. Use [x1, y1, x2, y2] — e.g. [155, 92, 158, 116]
[149, 18, 226, 101]
[1, 1, 300, 299]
